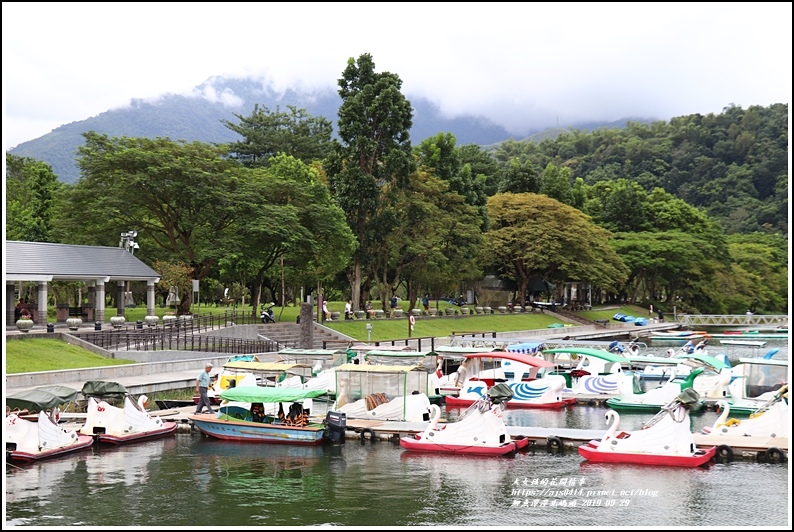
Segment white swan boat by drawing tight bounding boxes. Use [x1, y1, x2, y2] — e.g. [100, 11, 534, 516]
[579, 389, 716, 467]
[400, 384, 530, 455]
[6, 385, 96, 463]
[703, 385, 789, 439]
[79, 395, 177, 444]
[6, 408, 95, 463]
[605, 368, 706, 413]
[443, 352, 575, 409]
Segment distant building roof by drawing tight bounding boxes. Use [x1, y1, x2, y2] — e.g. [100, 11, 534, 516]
[5, 241, 161, 283]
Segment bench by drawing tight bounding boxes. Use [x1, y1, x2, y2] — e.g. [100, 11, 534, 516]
[594, 319, 609, 327]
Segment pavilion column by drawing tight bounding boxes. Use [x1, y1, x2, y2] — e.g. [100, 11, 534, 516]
[147, 280, 156, 317]
[117, 281, 125, 317]
[37, 281, 49, 326]
[7, 281, 16, 326]
[94, 281, 106, 323]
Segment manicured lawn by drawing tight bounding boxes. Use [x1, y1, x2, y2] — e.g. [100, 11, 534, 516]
[5, 337, 136, 373]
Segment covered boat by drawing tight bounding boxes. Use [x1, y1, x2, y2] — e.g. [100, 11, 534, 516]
[190, 386, 328, 445]
[400, 383, 530, 455]
[6, 386, 94, 463]
[443, 352, 574, 409]
[578, 388, 716, 467]
[79, 393, 177, 444]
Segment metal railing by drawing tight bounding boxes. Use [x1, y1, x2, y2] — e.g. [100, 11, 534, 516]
[675, 314, 788, 327]
[74, 311, 276, 354]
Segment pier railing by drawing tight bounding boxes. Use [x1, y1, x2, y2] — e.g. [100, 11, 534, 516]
[675, 314, 788, 328]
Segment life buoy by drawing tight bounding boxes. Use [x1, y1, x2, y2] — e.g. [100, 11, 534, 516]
[408, 315, 416, 327]
[715, 444, 734, 463]
[765, 447, 784, 464]
[546, 436, 563, 453]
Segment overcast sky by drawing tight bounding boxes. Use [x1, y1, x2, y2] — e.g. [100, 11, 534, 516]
[2, 2, 791, 151]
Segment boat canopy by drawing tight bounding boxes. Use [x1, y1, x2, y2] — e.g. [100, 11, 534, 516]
[223, 361, 310, 372]
[81, 380, 128, 400]
[461, 352, 555, 368]
[675, 353, 730, 370]
[542, 347, 626, 364]
[433, 346, 501, 354]
[6, 385, 80, 412]
[334, 363, 425, 373]
[506, 341, 544, 354]
[219, 386, 327, 403]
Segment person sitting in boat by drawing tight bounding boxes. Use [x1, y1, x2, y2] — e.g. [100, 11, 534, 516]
[250, 403, 266, 423]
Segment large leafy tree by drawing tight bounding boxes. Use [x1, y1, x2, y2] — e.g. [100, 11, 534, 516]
[372, 168, 483, 312]
[325, 53, 415, 309]
[220, 154, 355, 311]
[414, 133, 488, 229]
[485, 193, 628, 303]
[222, 105, 333, 167]
[6, 154, 61, 242]
[64, 132, 247, 314]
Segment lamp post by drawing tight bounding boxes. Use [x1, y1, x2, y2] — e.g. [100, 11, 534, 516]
[119, 230, 139, 315]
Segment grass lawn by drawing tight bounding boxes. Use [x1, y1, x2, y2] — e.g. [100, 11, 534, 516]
[6, 304, 649, 374]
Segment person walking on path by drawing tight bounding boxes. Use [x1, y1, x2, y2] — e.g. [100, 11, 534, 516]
[194, 362, 216, 415]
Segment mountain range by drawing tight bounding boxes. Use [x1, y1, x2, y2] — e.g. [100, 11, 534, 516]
[7, 75, 654, 184]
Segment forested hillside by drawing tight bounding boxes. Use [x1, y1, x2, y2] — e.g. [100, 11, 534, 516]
[489, 103, 788, 235]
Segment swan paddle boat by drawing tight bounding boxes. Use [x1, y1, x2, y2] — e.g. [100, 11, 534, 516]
[443, 352, 574, 409]
[540, 347, 629, 397]
[79, 394, 177, 444]
[703, 385, 789, 439]
[400, 383, 530, 455]
[605, 368, 705, 413]
[579, 388, 716, 467]
[6, 386, 95, 463]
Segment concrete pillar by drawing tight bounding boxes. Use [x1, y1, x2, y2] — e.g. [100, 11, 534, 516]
[147, 280, 156, 317]
[95, 281, 106, 323]
[299, 303, 314, 349]
[7, 281, 16, 326]
[37, 281, 48, 326]
[117, 281, 125, 317]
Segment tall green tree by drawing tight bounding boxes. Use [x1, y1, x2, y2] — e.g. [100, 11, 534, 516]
[325, 53, 415, 309]
[219, 154, 355, 311]
[5, 154, 61, 242]
[222, 105, 333, 167]
[486, 193, 628, 303]
[65, 133, 247, 314]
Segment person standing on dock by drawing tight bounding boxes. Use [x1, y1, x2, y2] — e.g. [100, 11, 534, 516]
[194, 362, 216, 415]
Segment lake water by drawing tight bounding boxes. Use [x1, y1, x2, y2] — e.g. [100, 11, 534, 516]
[4, 338, 790, 527]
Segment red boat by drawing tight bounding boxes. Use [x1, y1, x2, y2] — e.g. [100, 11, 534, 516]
[400, 384, 530, 456]
[79, 395, 178, 445]
[6, 410, 95, 463]
[578, 390, 716, 467]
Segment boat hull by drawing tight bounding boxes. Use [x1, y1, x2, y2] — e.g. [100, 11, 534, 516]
[7, 434, 95, 463]
[190, 414, 324, 445]
[444, 396, 574, 409]
[578, 442, 716, 467]
[400, 435, 530, 455]
[96, 421, 178, 445]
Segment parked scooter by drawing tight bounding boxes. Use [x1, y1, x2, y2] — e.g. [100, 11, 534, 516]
[260, 304, 275, 324]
